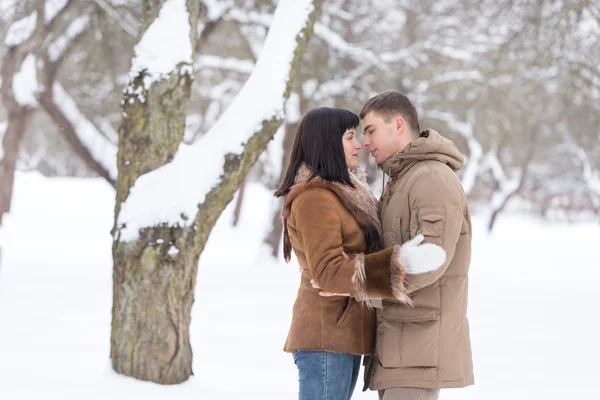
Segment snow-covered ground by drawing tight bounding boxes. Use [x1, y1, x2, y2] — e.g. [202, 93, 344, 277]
[0, 172, 599, 399]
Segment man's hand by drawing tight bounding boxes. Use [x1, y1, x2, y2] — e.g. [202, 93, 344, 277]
[310, 279, 351, 297]
[399, 234, 446, 274]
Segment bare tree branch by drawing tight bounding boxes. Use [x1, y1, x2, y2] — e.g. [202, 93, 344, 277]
[92, 0, 138, 37]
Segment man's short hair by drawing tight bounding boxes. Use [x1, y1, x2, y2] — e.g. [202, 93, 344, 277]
[359, 91, 420, 134]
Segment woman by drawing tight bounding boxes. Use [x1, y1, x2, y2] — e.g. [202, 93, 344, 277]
[274, 108, 446, 400]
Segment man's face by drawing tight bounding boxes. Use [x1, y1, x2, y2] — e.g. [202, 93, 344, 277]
[361, 111, 403, 165]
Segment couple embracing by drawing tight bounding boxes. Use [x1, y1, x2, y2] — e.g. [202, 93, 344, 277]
[275, 91, 474, 400]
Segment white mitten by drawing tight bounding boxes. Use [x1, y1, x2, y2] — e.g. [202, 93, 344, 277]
[398, 234, 446, 275]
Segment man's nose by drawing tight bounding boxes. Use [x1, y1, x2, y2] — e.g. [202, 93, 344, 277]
[362, 138, 370, 147]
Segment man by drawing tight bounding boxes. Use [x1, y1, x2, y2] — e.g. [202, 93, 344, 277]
[360, 91, 474, 399]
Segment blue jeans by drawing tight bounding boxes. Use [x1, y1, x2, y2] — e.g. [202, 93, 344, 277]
[292, 350, 362, 400]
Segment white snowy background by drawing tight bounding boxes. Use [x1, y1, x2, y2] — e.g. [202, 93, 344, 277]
[1, 0, 600, 399]
[0, 172, 598, 399]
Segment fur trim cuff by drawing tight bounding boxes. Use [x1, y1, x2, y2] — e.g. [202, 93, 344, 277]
[351, 254, 371, 305]
[391, 244, 412, 305]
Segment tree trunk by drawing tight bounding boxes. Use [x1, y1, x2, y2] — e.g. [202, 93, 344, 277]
[0, 1, 79, 224]
[110, 0, 322, 385]
[0, 111, 29, 224]
[110, 0, 200, 384]
[487, 131, 538, 232]
[264, 119, 299, 257]
[0, 44, 31, 225]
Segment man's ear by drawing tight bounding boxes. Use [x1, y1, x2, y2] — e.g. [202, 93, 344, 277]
[395, 115, 405, 135]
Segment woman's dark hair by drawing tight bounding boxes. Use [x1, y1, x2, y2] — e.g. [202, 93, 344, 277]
[274, 107, 359, 197]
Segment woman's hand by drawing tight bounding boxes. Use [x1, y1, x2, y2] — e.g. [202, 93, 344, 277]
[310, 279, 350, 297]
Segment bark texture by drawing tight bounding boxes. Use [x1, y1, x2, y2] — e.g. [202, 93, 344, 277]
[110, 0, 200, 384]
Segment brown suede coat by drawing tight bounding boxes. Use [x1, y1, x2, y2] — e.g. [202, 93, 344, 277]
[366, 130, 474, 390]
[282, 168, 411, 356]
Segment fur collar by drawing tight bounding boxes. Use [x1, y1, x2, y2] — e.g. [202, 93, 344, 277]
[281, 165, 383, 262]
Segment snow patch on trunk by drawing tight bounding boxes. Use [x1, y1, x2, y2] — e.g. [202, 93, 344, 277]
[129, 0, 193, 89]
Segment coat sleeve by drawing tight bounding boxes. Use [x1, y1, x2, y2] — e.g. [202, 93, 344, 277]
[404, 171, 465, 294]
[292, 190, 363, 294]
[292, 190, 410, 302]
[360, 246, 411, 304]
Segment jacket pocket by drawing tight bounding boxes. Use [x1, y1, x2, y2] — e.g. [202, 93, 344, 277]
[421, 213, 443, 237]
[376, 305, 440, 368]
[400, 318, 440, 368]
[336, 297, 353, 326]
[412, 207, 445, 242]
[375, 313, 402, 367]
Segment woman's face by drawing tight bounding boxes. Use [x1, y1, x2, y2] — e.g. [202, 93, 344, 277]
[342, 127, 362, 169]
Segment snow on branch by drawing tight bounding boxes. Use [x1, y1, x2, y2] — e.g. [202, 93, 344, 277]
[427, 110, 482, 195]
[482, 151, 510, 187]
[481, 151, 521, 212]
[429, 70, 484, 86]
[429, 44, 474, 62]
[566, 137, 600, 198]
[48, 15, 90, 62]
[52, 82, 117, 180]
[4, 11, 38, 47]
[323, 3, 354, 21]
[203, 0, 234, 20]
[13, 54, 41, 107]
[0, 1, 19, 21]
[380, 41, 425, 63]
[226, 8, 272, 27]
[45, 0, 69, 24]
[313, 23, 384, 68]
[195, 55, 255, 74]
[226, 7, 385, 70]
[312, 64, 370, 102]
[381, 38, 476, 65]
[118, 0, 316, 241]
[129, 0, 193, 89]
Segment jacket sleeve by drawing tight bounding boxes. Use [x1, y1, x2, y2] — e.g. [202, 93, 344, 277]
[293, 190, 409, 302]
[360, 246, 411, 304]
[404, 171, 465, 294]
[292, 191, 364, 294]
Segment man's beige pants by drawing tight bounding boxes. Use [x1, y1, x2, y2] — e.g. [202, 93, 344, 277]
[378, 388, 440, 400]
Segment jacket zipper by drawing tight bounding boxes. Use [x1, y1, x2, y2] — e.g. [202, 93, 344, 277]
[381, 167, 392, 199]
[415, 209, 421, 233]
